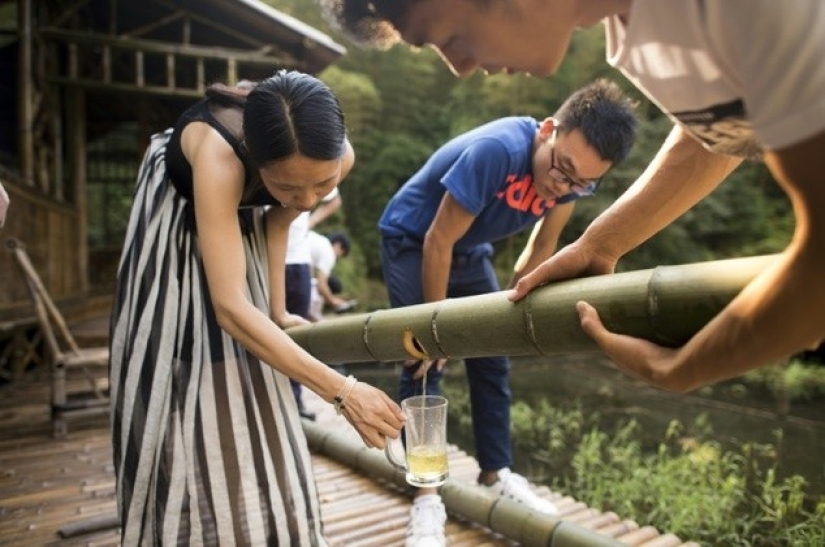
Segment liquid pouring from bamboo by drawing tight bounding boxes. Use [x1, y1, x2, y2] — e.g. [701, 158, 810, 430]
[384, 339, 449, 486]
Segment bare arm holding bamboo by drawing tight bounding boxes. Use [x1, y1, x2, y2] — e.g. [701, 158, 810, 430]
[576, 129, 825, 392]
[511, 125, 741, 293]
[512, 124, 825, 392]
[415, 192, 476, 377]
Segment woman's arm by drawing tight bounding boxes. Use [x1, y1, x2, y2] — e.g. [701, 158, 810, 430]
[184, 124, 403, 445]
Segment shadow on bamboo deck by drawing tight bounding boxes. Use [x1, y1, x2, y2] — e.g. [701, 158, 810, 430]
[0, 366, 699, 546]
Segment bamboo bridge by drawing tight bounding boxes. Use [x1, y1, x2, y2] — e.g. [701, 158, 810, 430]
[0, 255, 776, 545]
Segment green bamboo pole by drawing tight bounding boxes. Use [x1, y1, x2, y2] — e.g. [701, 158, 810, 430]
[303, 420, 623, 546]
[287, 255, 776, 363]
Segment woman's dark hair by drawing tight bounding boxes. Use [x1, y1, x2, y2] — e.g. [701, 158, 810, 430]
[238, 70, 346, 166]
[555, 79, 638, 166]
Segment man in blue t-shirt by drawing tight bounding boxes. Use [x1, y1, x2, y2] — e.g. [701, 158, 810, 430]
[380, 79, 637, 547]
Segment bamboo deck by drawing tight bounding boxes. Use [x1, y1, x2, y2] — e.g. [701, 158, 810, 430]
[0, 363, 699, 546]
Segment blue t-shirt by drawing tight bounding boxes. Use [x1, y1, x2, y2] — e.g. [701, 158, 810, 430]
[379, 117, 581, 252]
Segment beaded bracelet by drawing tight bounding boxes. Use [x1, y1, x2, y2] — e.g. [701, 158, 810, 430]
[333, 375, 358, 415]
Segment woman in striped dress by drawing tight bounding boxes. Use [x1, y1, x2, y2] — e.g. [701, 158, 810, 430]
[109, 70, 405, 546]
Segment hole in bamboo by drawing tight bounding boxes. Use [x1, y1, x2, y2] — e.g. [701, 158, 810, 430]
[402, 329, 429, 360]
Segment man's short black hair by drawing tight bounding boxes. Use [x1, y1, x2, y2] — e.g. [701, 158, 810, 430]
[327, 232, 351, 256]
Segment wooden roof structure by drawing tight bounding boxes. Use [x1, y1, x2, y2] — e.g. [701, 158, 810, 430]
[0, 0, 345, 339]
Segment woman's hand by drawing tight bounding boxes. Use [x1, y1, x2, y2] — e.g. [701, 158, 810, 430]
[340, 382, 405, 449]
[575, 301, 685, 390]
[276, 312, 310, 329]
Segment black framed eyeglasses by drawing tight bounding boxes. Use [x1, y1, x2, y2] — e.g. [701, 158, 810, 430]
[547, 128, 602, 196]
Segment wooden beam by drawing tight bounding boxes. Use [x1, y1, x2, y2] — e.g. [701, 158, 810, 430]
[150, 0, 272, 51]
[65, 88, 87, 294]
[121, 10, 185, 40]
[50, 0, 94, 29]
[39, 27, 298, 66]
[48, 76, 205, 99]
[17, 0, 34, 185]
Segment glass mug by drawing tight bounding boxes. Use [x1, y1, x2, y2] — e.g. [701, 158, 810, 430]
[385, 395, 449, 487]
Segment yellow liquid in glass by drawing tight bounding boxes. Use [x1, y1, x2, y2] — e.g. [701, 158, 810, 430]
[407, 446, 448, 478]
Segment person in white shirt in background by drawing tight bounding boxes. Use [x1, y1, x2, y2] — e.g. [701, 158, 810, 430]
[285, 187, 342, 420]
[308, 230, 357, 322]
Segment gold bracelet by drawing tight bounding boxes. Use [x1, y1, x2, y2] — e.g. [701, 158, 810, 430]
[333, 375, 357, 415]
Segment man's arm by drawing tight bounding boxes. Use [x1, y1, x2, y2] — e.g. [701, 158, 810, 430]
[315, 269, 346, 308]
[422, 192, 476, 302]
[308, 138, 353, 229]
[307, 194, 342, 229]
[511, 125, 742, 297]
[266, 205, 305, 327]
[509, 202, 575, 288]
[576, 129, 825, 392]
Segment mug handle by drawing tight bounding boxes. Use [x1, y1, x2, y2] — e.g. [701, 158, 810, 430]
[384, 436, 407, 472]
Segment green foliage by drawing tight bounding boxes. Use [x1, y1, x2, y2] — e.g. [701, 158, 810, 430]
[743, 360, 825, 402]
[91, 1, 796, 291]
[505, 400, 825, 545]
[320, 66, 383, 136]
[338, 131, 436, 276]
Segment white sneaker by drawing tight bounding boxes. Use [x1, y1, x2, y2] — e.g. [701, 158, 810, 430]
[483, 468, 559, 516]
[405, 494, 447, 547]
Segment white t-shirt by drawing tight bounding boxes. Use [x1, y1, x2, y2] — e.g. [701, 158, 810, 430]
[605, 0, 825, 159]
[307, 231, 338, 321]
[285, 187, 340, 265]
[309, 278, 324, 322]
[307, 230, 337, 276]
[285, 212, 311, 265]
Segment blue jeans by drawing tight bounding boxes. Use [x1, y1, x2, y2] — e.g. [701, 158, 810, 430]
[286, 263, 311, 404]
[380, 234, 512, 472]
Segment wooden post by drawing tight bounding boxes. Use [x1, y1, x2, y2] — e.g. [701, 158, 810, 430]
[66, 87, 88, 294]
[196, 57, 204, 94]
[135, 50, 144, 88]
[68, 42, 78, 79]
[102, 46, 111, 83]
[52, 88, 64, 199]
[166, 53, 175, 90]
[227, 57, 237, 85]
[17, 0, 34, 185]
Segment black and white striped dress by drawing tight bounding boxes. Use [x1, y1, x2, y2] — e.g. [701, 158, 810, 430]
[109, 127, 326, 545]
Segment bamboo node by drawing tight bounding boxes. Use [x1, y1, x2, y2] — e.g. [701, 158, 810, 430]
[431, 304, 450, 360]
